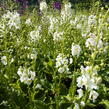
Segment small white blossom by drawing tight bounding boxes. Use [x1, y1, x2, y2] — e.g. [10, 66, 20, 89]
[40, 1, 48, 12]
[74, 103, 80, 109]
[77, 66, 99, 90]
[85, 33, 103, 50]
[17, 67, 35, 85]
[76, 24, 82, 29]
[56, 53, 69, 74]
[53, 31, 64, 42]
[48, 16, 59, 33]
[36, 84, 42, 89]
[10, 58, 14, 63]
[88, 15, 96, 26]
[69, 58, 73, 64]
[80, 101, 85, 106]
[28, 50, 37, 60]
[30, 27, 41, 41]
[3, 11, 21, 29]
[71, 44, 81, 57]
[25, 18, 32, 25]
[77, 89, 83, 98]
[89, 90, 99, 102]
[1, 56, 7, 65]
[61, 2, 72, 23]
[58, 67, 65, 73]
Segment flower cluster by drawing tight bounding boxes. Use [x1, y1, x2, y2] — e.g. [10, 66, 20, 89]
[61, 2, 72, 22]
[25, 18, 32, 25]
[71, 44, 81, 57]
[77, 66, 101, 102]
[40, 1, 48, 12]
[30, 26, 41, 42]
[2, 11, 21, 29]
[48, 16, 59, 33]
[53, 31, 64, 42]
[56, 53, 69, 74]
[85, 33, 103, 50]
[1, 56, 7, 65]
[17, 67, 36, 85]
[88, 15, 97, 26]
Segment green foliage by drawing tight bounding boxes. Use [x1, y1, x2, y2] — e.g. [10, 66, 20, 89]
[0, 1, 109, 109]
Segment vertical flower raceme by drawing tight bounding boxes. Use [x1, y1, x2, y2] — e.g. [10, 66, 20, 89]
[74, 103, 80, 109]
[71, 44, 81, 57]
[17, 67, 36, 85]
[2, 11, 21, 29]
[61, 2, 72, 23]
[30, 26, 41, 42]
[89, 90, 99, 102]
[53, 31, 64, 42]
[25, 18, 32, 25]
[77, 66, 101, 102]
[1, 56, 7, 65]
[85, 33, 103, 50]
[88, 15, 97, 26]
[27, 49, 38, 60]
[56, 53, 69, 74]
[48, 16, 59, 34]
[77, 89, 83, 98]
[40, 1, 48, 12]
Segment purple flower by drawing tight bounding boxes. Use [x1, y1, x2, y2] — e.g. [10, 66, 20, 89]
[15, 0, 23, 3]
[15, 0, 28, 8]
[53, 2, 61, 10]
[22, 0, 28, 8]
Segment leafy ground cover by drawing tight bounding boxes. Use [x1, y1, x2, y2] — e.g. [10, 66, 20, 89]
[0, 1, 109, 109]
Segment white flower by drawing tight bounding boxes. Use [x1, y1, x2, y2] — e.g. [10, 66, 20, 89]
[48, 16, 59, 33]
[40, 1, 47, 12]
[25, 18, 32, 25]
[28, 52, 37, 60]
[81, 66, 97, 75]
[3, 11, 21, 29]
[77, 66, 99, 90]
[1, 56, 7, 65]
[71, 44, 81, 57]
[89, 90, 99, 102]
[69, 58, 73, 64]
[30, 27, 41, 41]
[56, 53, 69, 74]
[76, 24, 82, 29]
[77, 73, 98, 90]
[10, 58, 14, 63]
[17, 66, 23, 76]
[56, 54, 68, 67]
[82, 33, 87, 38]
[86, 37, 96, 48]
[61, 2, 72, 23]
[58, 67, 65, 73]
[64, 2, 72, 10]
[88, 15, 96, 26]
[17, 67, 36, 85]
[53, 31, 64, 42]
[85, 33, 103, 50]
[80, 101, 85, 106]
[77, 89, 83, 98]
[74, 103, 80, 109]
[36, 84, 42, 89]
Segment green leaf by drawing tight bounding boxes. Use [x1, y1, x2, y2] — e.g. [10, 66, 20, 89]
[60, 102, 71, 109]
[101, 100, 109, 109]
[33, 100, 50, 109]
